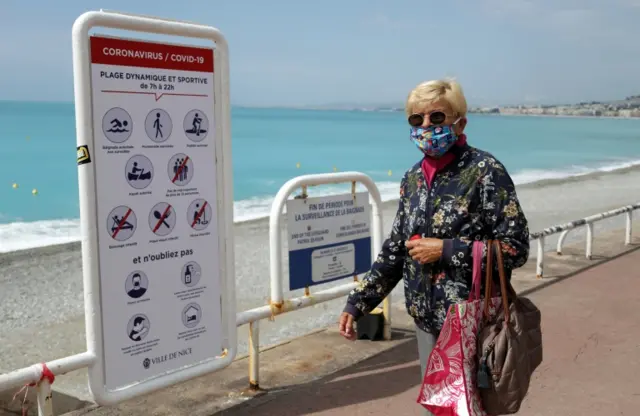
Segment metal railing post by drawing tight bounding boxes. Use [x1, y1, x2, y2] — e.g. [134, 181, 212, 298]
[248, 320, 260, 390]
[556, 230, 570, 255]
[626, 211, 633, 245]
[536, 237, 545, 278]
[586, 223, 594, 260]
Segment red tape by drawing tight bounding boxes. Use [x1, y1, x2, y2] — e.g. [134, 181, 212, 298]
[10, 364, 54, 416]
[28, 363, 55, 387]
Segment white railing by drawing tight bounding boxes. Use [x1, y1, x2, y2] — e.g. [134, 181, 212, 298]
[531, 203, 639, 278]
[1, 200, 638, 415]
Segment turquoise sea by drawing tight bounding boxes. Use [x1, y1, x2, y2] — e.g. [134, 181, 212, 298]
[2, 100, 640, 252]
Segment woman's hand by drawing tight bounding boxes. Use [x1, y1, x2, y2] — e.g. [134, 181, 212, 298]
[406, 237, 444, 264]
[338, 312, 356, 341]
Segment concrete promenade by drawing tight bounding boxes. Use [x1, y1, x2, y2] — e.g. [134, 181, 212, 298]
[2, 228, 639, 415]
[223, 245, 640, 416]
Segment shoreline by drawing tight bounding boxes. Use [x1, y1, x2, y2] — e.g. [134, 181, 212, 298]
[3, 161, 640, 256]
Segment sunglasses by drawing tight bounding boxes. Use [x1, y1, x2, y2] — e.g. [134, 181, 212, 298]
[408, 111, 448, 127]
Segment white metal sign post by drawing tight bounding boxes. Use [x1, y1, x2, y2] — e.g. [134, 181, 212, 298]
[286, 192, 372, 290]
[72, 11, 236, 405]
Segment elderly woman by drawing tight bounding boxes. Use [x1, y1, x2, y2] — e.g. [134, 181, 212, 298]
[338, 78, 530, 413]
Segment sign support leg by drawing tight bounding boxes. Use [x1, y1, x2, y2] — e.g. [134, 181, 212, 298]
[382, 296, 392, 340]
[36, 380, 53, 416]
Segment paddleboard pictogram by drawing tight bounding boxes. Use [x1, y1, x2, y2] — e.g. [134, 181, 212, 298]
[183, 109, 209, 142]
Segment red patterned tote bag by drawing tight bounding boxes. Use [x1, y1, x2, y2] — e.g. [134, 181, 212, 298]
[417, 241, 501, 415]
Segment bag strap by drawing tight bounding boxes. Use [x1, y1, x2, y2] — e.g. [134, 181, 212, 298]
[483, 240, 517, 322]
[483, 240, 494, 318]
[494, 240, 518, 299]
[469, 241, 483, 301]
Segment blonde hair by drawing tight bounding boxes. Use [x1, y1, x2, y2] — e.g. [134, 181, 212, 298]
[405, 78, 468, 117]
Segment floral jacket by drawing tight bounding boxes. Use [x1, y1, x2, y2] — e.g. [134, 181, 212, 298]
[344, 143, 530, 335]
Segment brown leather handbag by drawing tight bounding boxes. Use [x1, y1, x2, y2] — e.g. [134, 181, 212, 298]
[476, 240, 543, 415]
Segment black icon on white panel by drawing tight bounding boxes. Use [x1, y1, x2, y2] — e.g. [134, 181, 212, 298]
[127, 314, 150, 342]
[168, 153, 193, 186]
[181, 261, 201, 287]
[188, 199, 211, 231]
[102, 107, 133, 143]
[142, 358, 151, 369]
[125, 270, 148, 299]
[148, 202, 176, 237]
[182, 303, 202, 328]
[145, 109, 172, 143]
[125, 155, 154, 189]
[183, 109, 209, 142]
[107, 205, 137, 241]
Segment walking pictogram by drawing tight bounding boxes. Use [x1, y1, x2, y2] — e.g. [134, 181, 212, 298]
[125, 270, 149, 299]
[181, 302, 202, 328]
[188, 199, 212, 231]
[145, 109, 172, 143]
[125, 155, 154, 189]
[167, 153, 194, 186]
[107, 205, 137, 241]
[183, 109, 209, 142]
[127, 314, 150, 342]
[148, 202, 176, 237]
[181, 261, 201, 287]
[102, 107, 133, 143]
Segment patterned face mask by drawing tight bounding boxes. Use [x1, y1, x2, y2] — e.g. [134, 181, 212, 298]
[410, 119, 461, 158]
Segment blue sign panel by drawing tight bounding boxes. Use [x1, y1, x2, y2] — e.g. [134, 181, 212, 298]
[289, 237, 372, 290]
[286, 192, 372, 291]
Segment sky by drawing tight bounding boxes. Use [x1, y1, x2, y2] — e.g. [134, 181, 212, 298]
[1, 0, 640, 107]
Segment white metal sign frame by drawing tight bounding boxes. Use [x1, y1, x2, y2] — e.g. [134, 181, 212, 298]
[268, 172, 391, 339]
[72, 10, 236, 405]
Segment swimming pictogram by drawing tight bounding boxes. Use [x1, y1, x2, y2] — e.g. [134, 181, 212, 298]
[167, 153, 194, 186]
[109, 119, 128, 132]
[125, 270, 148, 299]
[181, 303, 202, 328]
[148, 202, 176, 237]
[107, 205, 137, 241]
[181, 261, 201, 287]
[145, 109, 172, 143]
[188, 199, 212, 231]
[127, 314, 150, 342]
[102, 107, 133, 143]
[183, 109, 209, 142]
[125, 155, 154, 189]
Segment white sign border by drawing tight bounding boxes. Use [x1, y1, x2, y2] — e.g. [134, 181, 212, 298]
[72, 10, 236, 406]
